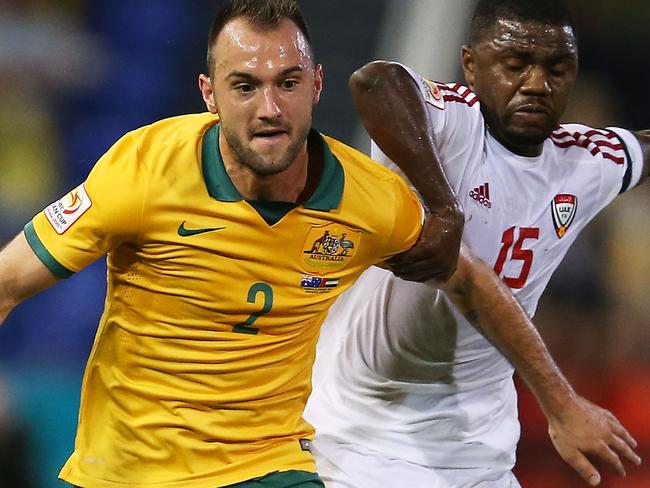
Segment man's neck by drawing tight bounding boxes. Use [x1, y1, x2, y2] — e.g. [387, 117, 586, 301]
[221, 145, 309, 203]
[486, 124, 545, 157]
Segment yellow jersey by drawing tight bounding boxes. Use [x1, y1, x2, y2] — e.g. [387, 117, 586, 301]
[25, 113, 423, 488]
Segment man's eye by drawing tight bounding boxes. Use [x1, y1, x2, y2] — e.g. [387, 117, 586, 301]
[236, 84, 255, 94]
[281, 79, 299, 90]
[503, 60, 524, 71]
[548, 63, 570, 77]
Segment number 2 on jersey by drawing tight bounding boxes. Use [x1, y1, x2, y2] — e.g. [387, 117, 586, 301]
[233, 282, 274, 335]
[493, 226, 539, 289]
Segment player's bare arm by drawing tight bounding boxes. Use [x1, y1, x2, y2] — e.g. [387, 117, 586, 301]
[349, 60, 464, 283]
[439, 243, 642, 486]
[0, 233, 59, 326]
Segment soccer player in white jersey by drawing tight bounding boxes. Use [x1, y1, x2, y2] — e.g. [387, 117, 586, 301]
[305, 0, 649, 487]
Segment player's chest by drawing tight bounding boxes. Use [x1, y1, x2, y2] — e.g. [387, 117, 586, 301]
[455, 161, 598, 290]
[137, 201, 375, 301]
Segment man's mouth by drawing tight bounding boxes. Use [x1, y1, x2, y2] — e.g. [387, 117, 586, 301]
[253, 128, 288, 138]
[513, 103, 550, 115]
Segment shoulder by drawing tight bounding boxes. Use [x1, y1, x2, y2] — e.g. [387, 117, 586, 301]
[322, 134, 404, 185]
[132, 113, 220, 149]
[425, 81, 484, 140]
[436, 82, 480, 109]
[550, 123, 627, 166]
[93, 113, 219, 182]
[396, 63, 480, 113]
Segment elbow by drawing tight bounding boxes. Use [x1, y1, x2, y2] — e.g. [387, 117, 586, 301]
[435, 205, 465, 282]
[449, 201, 465, 231]
[438, 200, 465, 243]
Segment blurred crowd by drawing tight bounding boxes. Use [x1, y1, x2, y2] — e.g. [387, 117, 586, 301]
[0, 1, 647, 486]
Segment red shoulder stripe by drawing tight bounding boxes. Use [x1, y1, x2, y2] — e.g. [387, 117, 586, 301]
[551, 128, 625, 165]
[602, 153, 625, 164]
[442, 94, 479, 106]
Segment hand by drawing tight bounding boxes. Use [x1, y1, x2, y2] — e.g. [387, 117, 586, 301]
[547, 395, 642, 486]
[387, 209, 463, 282]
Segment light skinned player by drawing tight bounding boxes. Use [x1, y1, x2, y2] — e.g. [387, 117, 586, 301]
[305, 0, 646, 487]
[0, 1, 467, 487]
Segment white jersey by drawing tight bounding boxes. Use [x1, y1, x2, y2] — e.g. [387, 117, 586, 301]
[304, 65, 644, 480]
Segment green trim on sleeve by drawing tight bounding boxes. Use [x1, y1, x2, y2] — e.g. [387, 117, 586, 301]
[23, 221, 74, 279]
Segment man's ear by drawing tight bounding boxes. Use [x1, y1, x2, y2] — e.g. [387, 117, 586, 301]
[313, 64, 324, 105]
[198, 74, 218, 113]
[461, 46, 476, 88]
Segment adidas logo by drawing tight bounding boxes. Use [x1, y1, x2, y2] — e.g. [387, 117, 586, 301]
[469, 183, 492, 208]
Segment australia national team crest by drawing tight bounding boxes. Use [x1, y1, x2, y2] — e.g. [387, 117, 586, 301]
[551, 194, 577, 238]
[302, 223, 361, 272]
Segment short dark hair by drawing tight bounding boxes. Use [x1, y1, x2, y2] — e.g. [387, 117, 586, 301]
[469, 0, 576, 46]
[206, 0, 313, 76]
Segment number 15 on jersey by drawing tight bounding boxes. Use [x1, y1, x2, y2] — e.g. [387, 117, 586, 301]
[493, 226, 540, 289]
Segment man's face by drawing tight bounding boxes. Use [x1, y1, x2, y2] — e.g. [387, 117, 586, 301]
[462, 19, 578, 156]
[200, 17, 322, 176]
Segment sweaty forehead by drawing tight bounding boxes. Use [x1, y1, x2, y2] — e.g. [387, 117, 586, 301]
[486, 18, 577, 56]
[213, 17, 313, 74]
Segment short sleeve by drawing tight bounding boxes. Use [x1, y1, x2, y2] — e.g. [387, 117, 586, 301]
[568, 125, 644, 216]
[377, 174, 424, 262]
[26, 129, 147, 277]
[398, 64, 448, 136]
[607, 127, 644, 194]
[370, 65, 484, 188]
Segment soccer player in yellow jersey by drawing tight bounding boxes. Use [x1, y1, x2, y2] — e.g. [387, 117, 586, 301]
[0, 1, 629, 487]
[0, 1, 463, 487]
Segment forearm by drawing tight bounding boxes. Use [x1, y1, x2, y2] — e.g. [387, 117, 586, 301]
[0, 233, 59, 327]
[0, 298, 15, 327]
[351, 61, 464, 282]
[444, 246, 576, 416]
[0, 254, 20, 327]
[349, 61, 461, 217]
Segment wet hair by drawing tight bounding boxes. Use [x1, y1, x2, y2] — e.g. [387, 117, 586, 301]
[206, 0, 314, 76]
[469, 0, 576, 46]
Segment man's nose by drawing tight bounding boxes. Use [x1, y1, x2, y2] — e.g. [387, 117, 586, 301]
[520, 65, 551, 96]
[258, 87, 282, 120]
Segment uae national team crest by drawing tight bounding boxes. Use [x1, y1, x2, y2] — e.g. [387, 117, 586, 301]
[302, 224, 361, 272]
[551, 194, 577, 238]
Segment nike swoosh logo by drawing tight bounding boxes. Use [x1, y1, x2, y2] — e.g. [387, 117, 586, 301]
[177, 221, 226, 237]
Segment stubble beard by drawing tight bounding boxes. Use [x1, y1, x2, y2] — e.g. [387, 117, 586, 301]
[222, 121, 312, 177]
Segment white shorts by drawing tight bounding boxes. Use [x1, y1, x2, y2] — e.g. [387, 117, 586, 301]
[313, 439, 521, 488]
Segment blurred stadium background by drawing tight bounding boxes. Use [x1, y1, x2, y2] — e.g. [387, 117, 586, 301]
[0, 0, 648, 486]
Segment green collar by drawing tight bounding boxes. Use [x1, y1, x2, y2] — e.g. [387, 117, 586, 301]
[201, 123, 344, 211]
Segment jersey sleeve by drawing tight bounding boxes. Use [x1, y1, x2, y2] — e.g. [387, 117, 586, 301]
[398, 63, 449, 137]
[370, 64, 483, 185]
[377, 174, 425, 261]
[607, 127, 644, 193]
[558, 124, 643, 216]
[25, 129, 148, 278]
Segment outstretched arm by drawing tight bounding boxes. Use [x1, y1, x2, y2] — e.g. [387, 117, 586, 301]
[440, 243, 642, 486]
[0, 233, 59, 326]
[349, 61, 464, 283]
